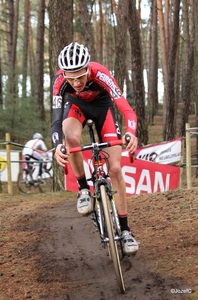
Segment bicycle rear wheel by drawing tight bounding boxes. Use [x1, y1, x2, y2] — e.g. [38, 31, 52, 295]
[100, 185, 125, 293]
[38, 170, 53, 193]
[17, 168, 34, 194]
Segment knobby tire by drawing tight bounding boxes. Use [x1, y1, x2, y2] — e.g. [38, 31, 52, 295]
[100, 185, 125, 293]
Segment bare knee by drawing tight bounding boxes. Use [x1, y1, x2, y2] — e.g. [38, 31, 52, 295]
[62, 118, 82, 148]
[108, 164, 122, 180]
[65, 133, 80, 147]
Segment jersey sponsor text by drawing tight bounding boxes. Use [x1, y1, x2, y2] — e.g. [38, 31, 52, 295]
[96, 71, 122, 99]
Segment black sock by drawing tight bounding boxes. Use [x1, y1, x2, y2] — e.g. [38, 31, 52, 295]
[119, 215, 130, 232]
[76, 174, 89, 190]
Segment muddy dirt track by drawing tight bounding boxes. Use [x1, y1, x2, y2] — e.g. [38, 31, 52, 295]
[0, 189, 197, 300]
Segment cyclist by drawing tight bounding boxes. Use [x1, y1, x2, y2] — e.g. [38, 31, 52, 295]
[51, 42, 139, 254]
[22, 133, 48, 177]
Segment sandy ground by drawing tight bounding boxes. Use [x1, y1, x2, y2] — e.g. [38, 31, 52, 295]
[0, 184, 197, 300]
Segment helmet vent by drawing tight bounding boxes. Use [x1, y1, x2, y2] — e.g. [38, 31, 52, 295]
[58, 42, 90, 72]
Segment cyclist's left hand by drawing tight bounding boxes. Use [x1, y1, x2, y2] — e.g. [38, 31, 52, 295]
[122, 132, 138, 154]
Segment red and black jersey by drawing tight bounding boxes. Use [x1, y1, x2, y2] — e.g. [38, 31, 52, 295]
[51, 62, 137, 147]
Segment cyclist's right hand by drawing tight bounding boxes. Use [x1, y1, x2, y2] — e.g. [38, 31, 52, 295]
[54, 144, 69, 167]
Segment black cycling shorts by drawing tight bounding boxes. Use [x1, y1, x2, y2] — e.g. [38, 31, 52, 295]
[63, 95, 121, 142]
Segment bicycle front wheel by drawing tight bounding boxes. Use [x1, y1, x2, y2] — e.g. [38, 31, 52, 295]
[17, 168, 33, 194]
[39, 171, 53, 193]
[100, 185, 125, 293]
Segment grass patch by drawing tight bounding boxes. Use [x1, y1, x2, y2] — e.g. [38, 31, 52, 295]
[172, 216, 179, 220]
[180, 204, 191, 209]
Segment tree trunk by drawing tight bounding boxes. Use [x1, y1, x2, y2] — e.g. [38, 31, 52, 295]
[22, 0, 30, 98]
[180, 0, 195, 137]
[48, 0, 73, 81]
[157, 0, 168, 133]
[181, 0, 190, 103]
[114, 0, 129, 131]
[7, 0, 19, 96]
[148, 0, 158, 123]
[192, 0, 198, 175]
[164, 0, 170, 55]
[48, 0, 73, 191]
[35, 0, 45, 122]
[7, 0, 14, 75]
[78, 0, 96, 61]
[128, 0, 148, 145]
[164, 0, 180, 141]
[92, 3, 99, 61]
[98, 0, 103, 64]
[29, 23, 36, 97]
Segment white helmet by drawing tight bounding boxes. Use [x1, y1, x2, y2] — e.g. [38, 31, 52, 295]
[58, 42, 90, 72]
[33, 133, 43, 139]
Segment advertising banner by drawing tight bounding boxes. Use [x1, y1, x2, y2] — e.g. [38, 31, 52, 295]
[0, 150, 20, 182]
[65, 150, 180, 196]
[130, 137, 182, 165]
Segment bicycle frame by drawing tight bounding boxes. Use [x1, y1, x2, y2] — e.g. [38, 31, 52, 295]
[24, 150, 53, 174]
[18, 154, 53, 194]
[89, 150, 122, 246]
[63, 119, 129, 293]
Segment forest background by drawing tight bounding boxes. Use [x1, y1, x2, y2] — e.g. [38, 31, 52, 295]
[0, 0, 198, 150]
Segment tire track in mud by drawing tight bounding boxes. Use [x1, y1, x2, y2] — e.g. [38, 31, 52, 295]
[34, 200, 188, 300]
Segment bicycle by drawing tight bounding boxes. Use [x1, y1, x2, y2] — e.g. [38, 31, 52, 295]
[17, 154, 53, 194]
[61, 119, 133, 294]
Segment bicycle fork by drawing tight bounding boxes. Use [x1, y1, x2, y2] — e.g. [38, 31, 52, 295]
[92, 189, 122, 244]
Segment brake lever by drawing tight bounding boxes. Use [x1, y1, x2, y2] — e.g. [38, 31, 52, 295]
[125, 134, 134, 163]
[60, 145, 68, 175]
